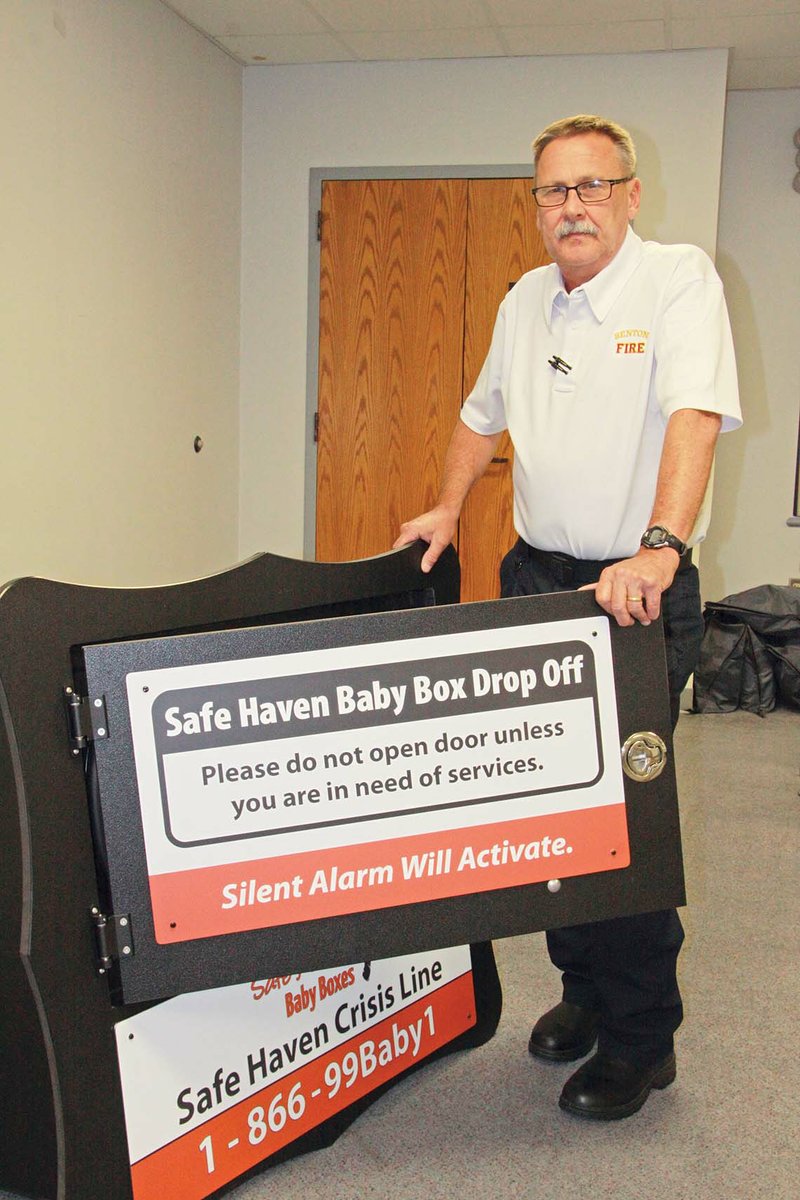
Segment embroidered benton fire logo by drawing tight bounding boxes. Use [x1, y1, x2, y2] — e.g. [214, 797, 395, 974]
[614, 328, 650, 354]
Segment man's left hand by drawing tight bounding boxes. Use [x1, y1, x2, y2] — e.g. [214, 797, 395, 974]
[580, 547, 680, 627]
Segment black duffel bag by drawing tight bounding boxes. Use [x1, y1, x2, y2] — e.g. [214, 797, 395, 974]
[693, 619, 776, 715]
[766, 643, 800, 709]
[702, 584, 800, 640]
[693, 585, 800, 716]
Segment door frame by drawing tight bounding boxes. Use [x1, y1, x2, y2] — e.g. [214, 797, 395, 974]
[304, 163, 531, 560]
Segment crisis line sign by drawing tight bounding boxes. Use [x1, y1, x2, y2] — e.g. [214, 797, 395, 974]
[125, 615, 629, 944]
[115, 945, 475, 1200]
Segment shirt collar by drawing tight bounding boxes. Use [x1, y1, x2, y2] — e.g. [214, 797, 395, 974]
[544, 226, 644, 328]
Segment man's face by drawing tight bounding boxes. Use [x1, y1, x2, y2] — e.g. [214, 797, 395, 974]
[535, 132, 641, 290]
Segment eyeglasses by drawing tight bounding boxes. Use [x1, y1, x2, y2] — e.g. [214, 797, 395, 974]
[530, 176, 634, 208]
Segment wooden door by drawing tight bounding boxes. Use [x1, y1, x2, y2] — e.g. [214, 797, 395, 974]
[316, 179, 468, 561]
[459, 178, 550, 601]
[315, 175, 550, 600]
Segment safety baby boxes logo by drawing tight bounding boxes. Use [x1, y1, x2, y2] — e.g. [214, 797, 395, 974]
[614, 328, 650, 355]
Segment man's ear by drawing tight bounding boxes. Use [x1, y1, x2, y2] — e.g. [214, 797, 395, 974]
[627, 177, 642, 220]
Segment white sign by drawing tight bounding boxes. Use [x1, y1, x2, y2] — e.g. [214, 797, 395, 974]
[115, 946, 475, 1200]
[124, 618, 629, 942]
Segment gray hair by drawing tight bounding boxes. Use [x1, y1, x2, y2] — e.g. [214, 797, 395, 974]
[532, 114, 637, 180]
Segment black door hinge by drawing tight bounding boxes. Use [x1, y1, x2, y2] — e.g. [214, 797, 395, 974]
[64, 687, 89, 757]
[91, 909, 134, 974]
[317, 209, 323, 241]
[64, 687, 109, 757]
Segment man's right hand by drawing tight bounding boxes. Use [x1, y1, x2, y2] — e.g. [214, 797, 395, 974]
[393, 420, 500, 573]
[393, 506, 459, 573]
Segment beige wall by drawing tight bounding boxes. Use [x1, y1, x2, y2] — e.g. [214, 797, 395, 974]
[706, 88, 800, 600]
[239, 49, 729, 566]
[0, 0, 242, 588]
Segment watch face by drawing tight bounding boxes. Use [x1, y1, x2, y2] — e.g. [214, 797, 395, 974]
[645, 526, 667, 545]
[641, 526, 685, 552]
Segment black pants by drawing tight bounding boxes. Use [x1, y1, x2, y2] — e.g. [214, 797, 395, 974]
[500, 538, 704, 1066]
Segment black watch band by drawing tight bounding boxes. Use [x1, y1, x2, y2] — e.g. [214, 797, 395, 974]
[640, 525, 687, 555]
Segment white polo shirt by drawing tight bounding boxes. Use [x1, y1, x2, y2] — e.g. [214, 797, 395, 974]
[460, 227, 741, 560]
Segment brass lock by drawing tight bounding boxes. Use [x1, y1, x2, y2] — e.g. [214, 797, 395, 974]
[621, 732, 668, 782]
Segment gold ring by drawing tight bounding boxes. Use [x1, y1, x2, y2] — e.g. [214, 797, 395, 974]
[627, 596, 644, 604]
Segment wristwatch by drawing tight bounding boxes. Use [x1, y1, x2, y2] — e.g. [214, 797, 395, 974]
[640, 525, 687, 555]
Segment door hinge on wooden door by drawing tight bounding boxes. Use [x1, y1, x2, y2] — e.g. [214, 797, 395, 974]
[314, 412, 320, 442]
[317, 210, 323, 241]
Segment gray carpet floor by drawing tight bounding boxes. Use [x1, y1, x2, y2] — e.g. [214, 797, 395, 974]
[3, 707, 797, 1199]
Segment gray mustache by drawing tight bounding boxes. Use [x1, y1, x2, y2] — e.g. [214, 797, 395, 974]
[555, 220, 598, 239]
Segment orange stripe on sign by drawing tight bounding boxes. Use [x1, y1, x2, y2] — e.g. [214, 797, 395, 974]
[150, 803, 629, 943]
[129, 971, 476, 1200]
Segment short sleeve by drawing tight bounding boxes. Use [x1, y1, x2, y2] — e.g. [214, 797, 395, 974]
[459, 304, 510, 436]
[654, 248, 742, 433]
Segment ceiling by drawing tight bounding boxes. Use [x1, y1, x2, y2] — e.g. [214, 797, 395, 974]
[161, 0, 800, 90]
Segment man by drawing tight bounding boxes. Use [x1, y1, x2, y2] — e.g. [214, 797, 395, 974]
[395, 114, 741, 1120]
